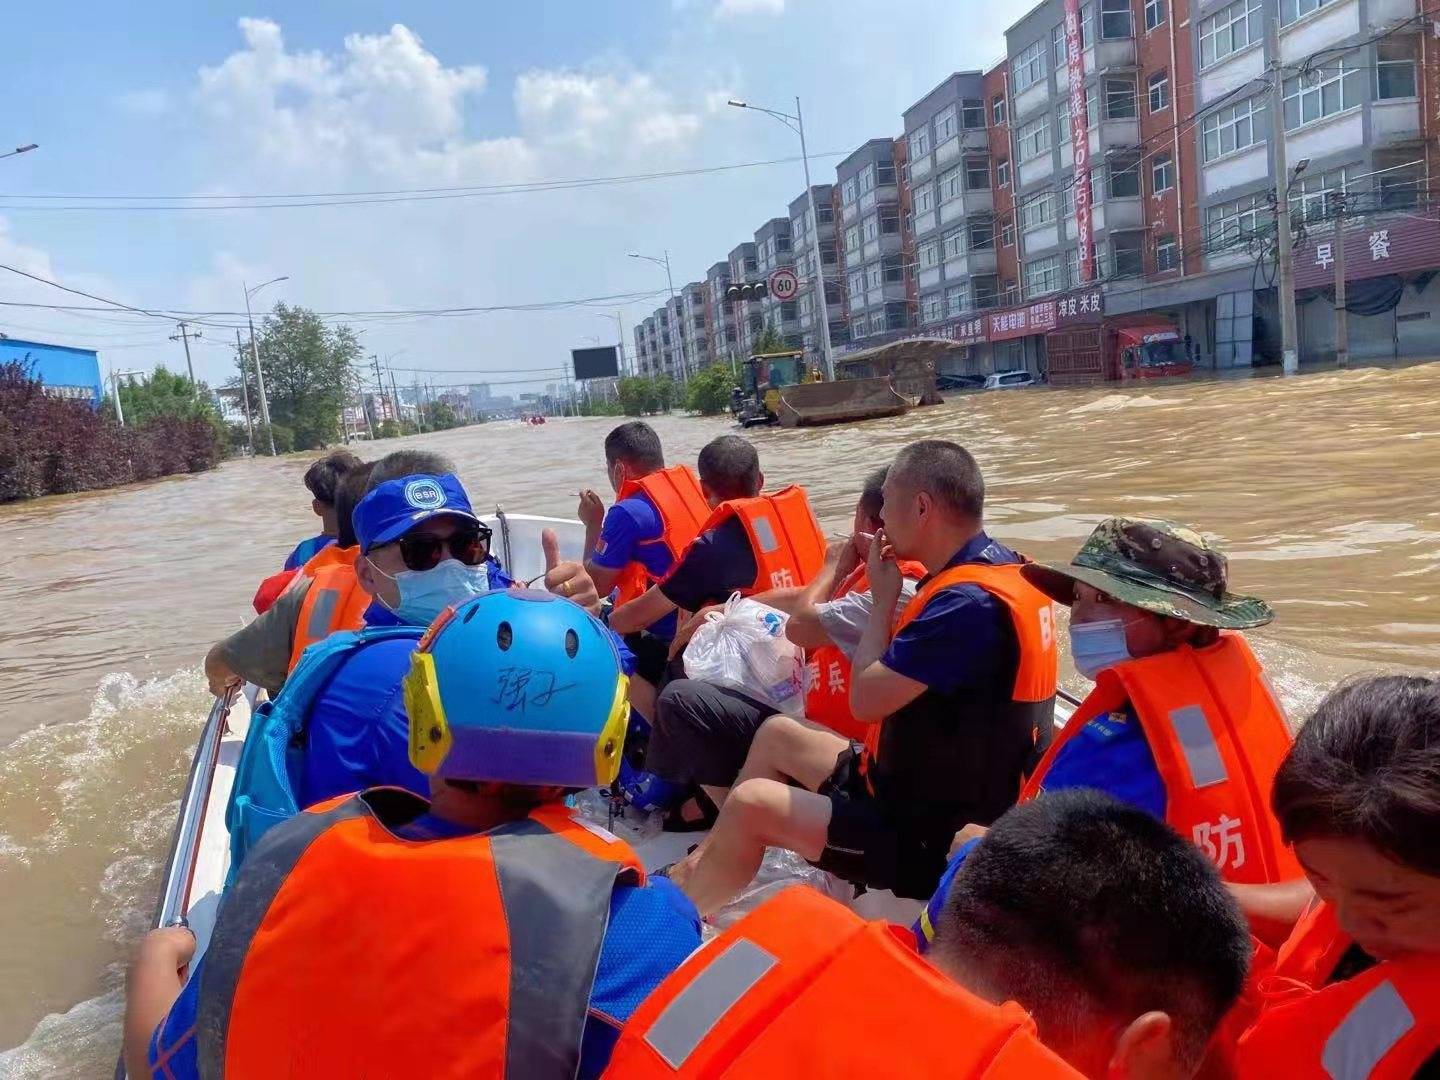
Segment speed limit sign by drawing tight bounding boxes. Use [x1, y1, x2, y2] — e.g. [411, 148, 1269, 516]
[768, 268, 799, 302]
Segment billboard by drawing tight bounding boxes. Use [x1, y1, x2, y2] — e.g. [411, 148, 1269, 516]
[0, 337, 103, 407]
[571, 345, 620, 381]
[1063, 0, 1096, 283]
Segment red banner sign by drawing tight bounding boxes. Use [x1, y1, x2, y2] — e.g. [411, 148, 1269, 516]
[1063, 0, 1095, 283]
[1291, 214, 1440, 290]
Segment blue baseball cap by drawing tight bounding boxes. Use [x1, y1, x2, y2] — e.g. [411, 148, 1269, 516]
[352, 473, 481, 554]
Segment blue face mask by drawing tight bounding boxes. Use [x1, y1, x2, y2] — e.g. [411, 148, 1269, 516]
[1069, 617, 1133, 679]
[375, 557, 490, 626]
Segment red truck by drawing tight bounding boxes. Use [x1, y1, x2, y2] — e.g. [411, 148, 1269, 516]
[1045, 315, 1193, 385]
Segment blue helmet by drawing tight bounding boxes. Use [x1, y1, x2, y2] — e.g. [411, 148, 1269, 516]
[403, 590, 630, 788]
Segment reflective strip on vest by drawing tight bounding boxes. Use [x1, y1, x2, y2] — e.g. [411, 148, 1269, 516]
[751, 515, 779, 554]
[304, 587, 340, 642]
[1168, 705, 1228, 789]
[1321, 980, 1416, 1080]
[643, 938, 779, 1069]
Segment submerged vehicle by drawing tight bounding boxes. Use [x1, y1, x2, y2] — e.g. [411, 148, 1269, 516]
[833, 336, 953, 407]
[1045, 316, 1194, 385]
[736, 348, 911, 428]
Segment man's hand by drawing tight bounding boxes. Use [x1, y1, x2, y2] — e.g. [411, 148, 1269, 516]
[203, 645, 242, 697]
[123, 925, 198, 1080]
[835, 530, 873, 582]
[577, 489, 606, 532]
[949, 823, 989, 859]
[866, 529, 902, 608]
[669, 604, 721, 659]
[541, 529, 601, 613]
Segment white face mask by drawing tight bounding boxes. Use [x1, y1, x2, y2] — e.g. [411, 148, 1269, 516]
[1069, 617, 1134, 679]
[370, 557, 490, 626]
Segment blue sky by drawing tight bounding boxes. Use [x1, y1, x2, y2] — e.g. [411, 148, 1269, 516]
[2, 1, 1015, 392]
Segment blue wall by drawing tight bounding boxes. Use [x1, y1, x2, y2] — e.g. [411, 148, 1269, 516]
[0, 338, 102, 407]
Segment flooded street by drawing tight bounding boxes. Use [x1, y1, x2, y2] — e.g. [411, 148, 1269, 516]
[3, 363, 1439, 1074]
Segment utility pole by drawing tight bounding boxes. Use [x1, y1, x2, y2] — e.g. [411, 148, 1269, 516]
[1268, 23, 1300, 375]
[243, 282, 278, 454]
[169, 322, 200, 384]
[389, 367, 402, 433]
[1332, 192, 1349, 369]
[234, 330, 255, 453]
[795, 97, 835, 381]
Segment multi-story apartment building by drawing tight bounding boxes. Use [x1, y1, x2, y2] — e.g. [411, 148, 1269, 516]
[680, 281, 711, 373]
[836, 139, 911, 345]
[706, 261, 739, 364]
[753, 217, 800, 348]
[632, 316, 654, 375]
[728, 241, 763, 355]
[789, 184, 847, 360]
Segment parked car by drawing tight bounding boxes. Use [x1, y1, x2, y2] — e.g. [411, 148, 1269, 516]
[936, 373, 986, 392]
[982, 370, 1036, 390]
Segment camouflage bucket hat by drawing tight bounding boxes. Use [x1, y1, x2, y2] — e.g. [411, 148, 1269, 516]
[1022, 517, 1274, 630]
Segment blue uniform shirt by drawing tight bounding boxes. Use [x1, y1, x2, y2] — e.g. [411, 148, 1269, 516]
[591, 494, 679, 640]
[1037, 703, 1166, 818]
[283, 533, 333, 571]
[147, 812, 701, 1080]
[658, 518, 758, 612]
[882, 533, 1021, 695]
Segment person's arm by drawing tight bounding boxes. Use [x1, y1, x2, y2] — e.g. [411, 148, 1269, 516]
[205, 581, 308, 696]
[610, 584, 678, 636]
[123, 927, 195, 1080]
[849, 532, 928, 723]
[578, 490, 623, 593]
[540, 529, 601, 614]
[1228, 878, 1317, 933]
[616, 531, 722, 637]
[782, 534, 868, 650]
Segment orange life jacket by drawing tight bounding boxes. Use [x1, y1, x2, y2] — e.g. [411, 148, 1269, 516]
[286, 544, 369, 672]
[196, 788, 645, 1079]
[858, 561, 1058, 822]
[612, 466, 713, 607]
[602, 884, 1083, 1078]
[1235, 900, 1440, 1078]
[1021, 634, 1302, 888]
[803, 560, 927, 742]
[679, 486, 827, 595]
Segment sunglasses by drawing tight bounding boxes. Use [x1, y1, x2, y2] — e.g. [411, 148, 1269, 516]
[396, 524, 492, 572]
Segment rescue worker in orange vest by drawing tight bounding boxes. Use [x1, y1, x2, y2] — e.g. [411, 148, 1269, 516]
[665, 440, 1058, 914]
[578, 421, 711, 720]
[944, 519, 1303, 931]
[607, 790, 1251, 1079]
[1230, 675, 1440, 1078]
[123, 589, 701, 1080]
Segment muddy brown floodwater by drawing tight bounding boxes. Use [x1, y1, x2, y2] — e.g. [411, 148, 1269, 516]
[2, 363, 1437, 1075]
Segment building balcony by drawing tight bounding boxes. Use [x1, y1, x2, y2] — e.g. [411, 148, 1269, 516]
[1022, 223, 1061, 254]
[859, 184, 900, 215]
[1053, 38, 1137, 97]
[1013, 79, 1050, 122]
[1092, 196, 1142, 233]
[1372, 98, 1421, 144]
[863, 233, 904, 262]
[911, 153, 933, 181]
[1019, 153, 1055, 188]
[944, 248, 997, 279]
[1279, 0, 1359, 65]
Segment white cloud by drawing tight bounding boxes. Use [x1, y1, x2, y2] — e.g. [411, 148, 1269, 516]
[715, 0, 786, 16]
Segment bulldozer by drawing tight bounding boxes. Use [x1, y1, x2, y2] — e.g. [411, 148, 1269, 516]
[731, 349, 909, 429]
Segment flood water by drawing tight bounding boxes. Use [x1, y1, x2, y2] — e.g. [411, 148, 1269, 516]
[3, 363, 1438, 1074]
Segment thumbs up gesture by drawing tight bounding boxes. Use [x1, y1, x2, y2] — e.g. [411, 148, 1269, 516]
[541, 528, 600, 613]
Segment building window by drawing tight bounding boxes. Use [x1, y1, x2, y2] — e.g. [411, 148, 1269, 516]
[1204, 194, 1265, 251]
[1019, 190, 1058, 231]
[862, 214, 879, 242]
[845, 225, 861, 253]
[842, 178, 857, 204]
[880, 208, 901, 234]
[883, 254, 906, 282]
[1145, 0, 1166, 29]
[1112, 233, 1144, 277]
[780, 301, 798, 320]
[974, 276, 1000, 308]
[866, 262, 883, 289]
[847, 271, 865, 299]
[992, 94, 1007, 126]
[1016, 115, 1051, 161]
[1290, 165, 1353, 223]
[1283, 61, 1362, 130]
[919, 241, 940, 269]
[1001, 217, 1016, 247]
[1201, 94, 1263, 161]
[1280, 0, 1336, 23]
[1065, 248, 1081, 288]
[1155, 234, 1178, 270]
[858, 164, 877, 194]
[946, 284, 968, 318]
[876, 160, 897, 186]
[996, 158, 1011, 187]
[1199, 0, 1263, 68]
[1062, 176, 1077, 218]
[936, 105, 958, 144]
[1025, 254, 1062, 296]
[921, 293, 944, 323]
[1151, 152, 1174, 194]
[1080, 2, 1094, 46]
[1108, 157, 1141, 198]
[908, 127, 930, 160]
[1376, 39, 1418, 99]
[914, 183, 935, 215]
[1148, 70, 1170, 112]
[1100, 0, 1133, 38]
[1052, 24, 1067, 69]
[964, 158, 990, 189]
[940, 166, 963, 202]
[1014, 39, 1047, 92]
[969, 217, 995, 250]
[962, 99, 986, 128]
[1105, 78, 1137, 119]
[943, 228, 966, 259]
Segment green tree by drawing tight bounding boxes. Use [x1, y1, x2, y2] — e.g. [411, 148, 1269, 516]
[750, 325, 789, 356]
[684, 363, 738, 416]
[653, 374, 677, 412]
[236, 303, 362, 451]
[423, 400, 462, 431]
[114, 366, 219, 426]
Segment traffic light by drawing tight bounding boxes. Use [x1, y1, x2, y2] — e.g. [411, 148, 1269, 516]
[724, 281, 768, 303]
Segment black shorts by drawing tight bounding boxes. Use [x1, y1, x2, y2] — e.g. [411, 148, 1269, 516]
[623, 630, 672, 687]
[812, 743, 952, 901]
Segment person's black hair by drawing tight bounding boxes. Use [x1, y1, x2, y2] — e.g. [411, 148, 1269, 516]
[697, 435, 761, 501]
[889, 439, 985, 522]
[858, 466, 888, 530]
[334, 460, 376, 548]
[1274, 674, 1440, 877]
[366, 450, 458, 490]
[604, 421, 664, 472]
[931, 790, 1249, 1072]
[303, 449, 364, 506]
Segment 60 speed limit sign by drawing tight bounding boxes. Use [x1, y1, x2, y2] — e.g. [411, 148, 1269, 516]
[768, 268, 799, 302]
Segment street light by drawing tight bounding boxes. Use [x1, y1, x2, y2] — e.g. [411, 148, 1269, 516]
[728, 97, 834, 380]
[110, 368, 144, 427]
[243, 275, 289, 455]
[628, 250, 689, 384]
[0, 144, 38, 161]
[595, 311, 630, 376]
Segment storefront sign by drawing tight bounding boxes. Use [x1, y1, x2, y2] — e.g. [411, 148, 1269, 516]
[1055, 286, 1105, 324]
[1292, 214, 1440, 290]
[922, 314, 989, 345]
[1063, 0, 1095, 283]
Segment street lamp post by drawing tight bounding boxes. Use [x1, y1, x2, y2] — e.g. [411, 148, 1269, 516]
[596, 310, 630, 377]
[0, 144, 38, 161]
[628, 250, 689, 384]
[243, 276, 289, 455]
[728, 97, 835, 381]
[110, 368, 144, 427]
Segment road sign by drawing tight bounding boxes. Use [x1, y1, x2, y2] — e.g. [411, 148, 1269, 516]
[768, 268, 799, 302]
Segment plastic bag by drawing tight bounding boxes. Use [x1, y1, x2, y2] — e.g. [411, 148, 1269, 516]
[682, 593, 806, 714]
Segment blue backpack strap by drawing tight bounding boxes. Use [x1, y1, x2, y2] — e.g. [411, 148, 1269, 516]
[225, 626, 423, 885]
